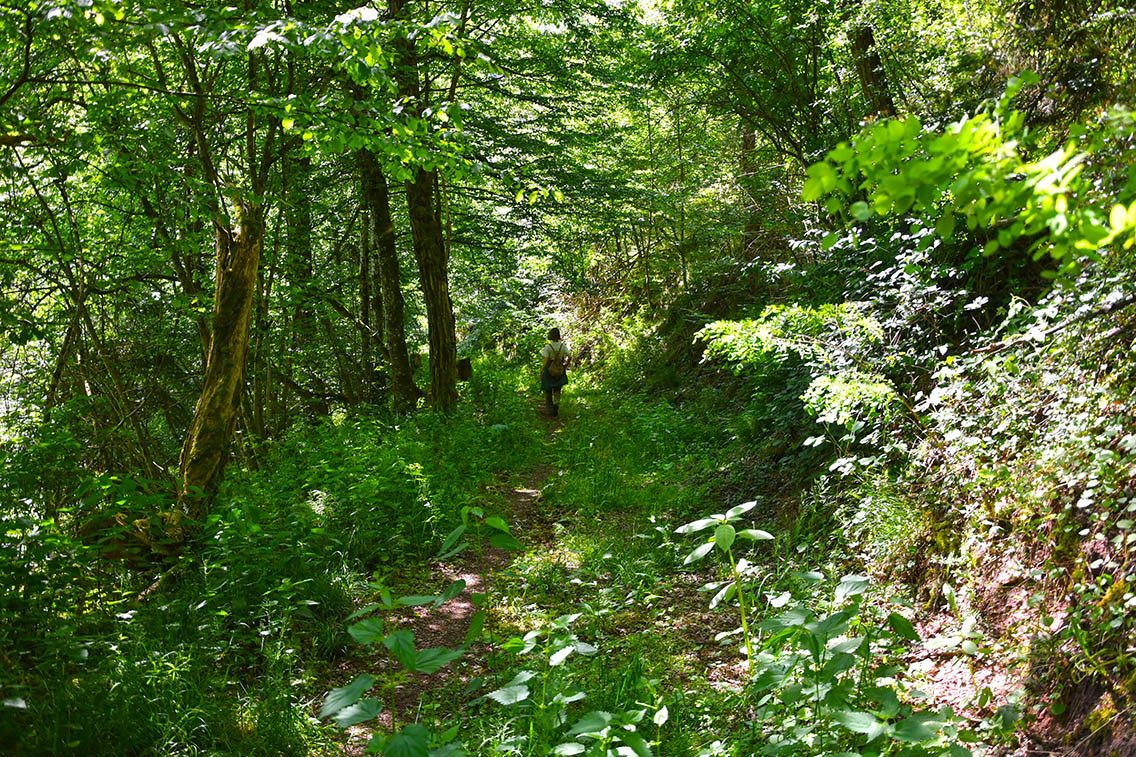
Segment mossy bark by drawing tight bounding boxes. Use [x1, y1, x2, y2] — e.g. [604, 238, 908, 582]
[178, 200, 264, 520]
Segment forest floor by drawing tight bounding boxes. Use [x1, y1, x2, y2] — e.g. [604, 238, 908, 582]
[314, 388, 1062, 755]
[323, 396, 748, 754]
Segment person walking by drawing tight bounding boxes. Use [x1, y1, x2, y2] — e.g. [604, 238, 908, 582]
[540, 328, 570, 417]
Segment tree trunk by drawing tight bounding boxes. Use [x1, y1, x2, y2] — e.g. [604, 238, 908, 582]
[359, 210, 373, 399]
[387, 0, 458, 410]
[406, 166, 457, 411]
[177, 201, 263, 519]
[851, 26, 896, 118]
[739, 124, 760, 257]
[359, 149, 418, 412]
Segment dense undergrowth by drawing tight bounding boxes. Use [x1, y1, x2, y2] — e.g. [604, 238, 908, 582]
[5, 95, 1136, 757]
[0, 366, 542, 754]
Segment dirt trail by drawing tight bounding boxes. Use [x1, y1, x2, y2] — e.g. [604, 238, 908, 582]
[336, 413, 561, 753]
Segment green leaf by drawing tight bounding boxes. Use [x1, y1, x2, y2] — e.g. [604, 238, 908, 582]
[464, 609, 486, 645]
[893, 714, 939, 742]
[383, 630, 416, 669]
[675, 517, 718, 534]
[348, 618, 385, 645]
[552, 745, 585, 755]
[568, 710, 614, 736]
[832, 710, 878, 734]
[319, 673, 375, 719]
[710, 582, 737, 609]
[383, 723, 431, 757]
[802, 176, 824, 201]
[714, 524, 735, 552]
[332, 698, 382, 728]
[653, 705, 669, 726]
[413, 646, 464, 674]
[436, 525, 466, 559]
[486, 671, 534, 705]
[835, 574, 869, 601]
[935, 213, 956, 238]
[737, 529, 774, 541]
[489, 532, 524, 550]
[550, 643, 574, 666]
[435, 579, 466, 606]
[683, 542, 714, 564]
[617, 728, 652, 757]
[484, 516, 510, 533]
[822, 232, 840, 251]
[850, 201, 871, 221]
[724, 501, 757, 519]
[398, 595, 437, 607]
[346, 603, 381, 621]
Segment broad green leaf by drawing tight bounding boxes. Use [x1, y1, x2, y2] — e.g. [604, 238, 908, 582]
[710, 582, 737, 609]
[332, 698, 382, 728]
[413, 646, 464, 674]
[737, 529, 774, 541]
[835, 574, 869, 601]
[552, 745, 585, 755]
[435, 525, 466, 559]
[484, 516, 510, 533]
[348, 618, 385, 645]
[435, 579, 466, 606]
[724, 501, 757, 519]
[713, 524, 735, 552]
[550, 643, 574, 667]
[683, 542, 714, 564]
[398, 595, 437, 607]
[464, 609, 487, 645]
[675, 517, 718, 534]
[893, 714, 939, 742]
[832, 710, 878, 734]
[886, 612, 920, 641]
[489, 532, 524, 550]
[653, 705, 669, 726]
[486, 683, 530, 705]
[384, 723, 431, 757]
[617, 728, 652, 757]
[319, 673, 375, 719]
[383, 630, 416, 670]
[568, 710, 614, 736]
[486, 672, 534, 705]
[346, 603, 381, 621]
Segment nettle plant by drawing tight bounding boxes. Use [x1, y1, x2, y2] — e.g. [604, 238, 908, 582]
[675, 500, 774, 672]
[747, 577, 979, 756]
[677, 504, 984, 755]
[483, 613, 663, 756]
[318, 506, 524, 755]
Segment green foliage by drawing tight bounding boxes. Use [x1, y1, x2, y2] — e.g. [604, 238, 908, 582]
[801, 371, 899, 429]
[807, 80, 1136, 280]
[700, 304, 885, 369]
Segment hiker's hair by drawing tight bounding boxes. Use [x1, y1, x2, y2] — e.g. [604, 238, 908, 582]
[548, 328, 561, 341]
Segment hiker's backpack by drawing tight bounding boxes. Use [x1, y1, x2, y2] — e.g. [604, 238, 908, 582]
[547, 344, 566, 377]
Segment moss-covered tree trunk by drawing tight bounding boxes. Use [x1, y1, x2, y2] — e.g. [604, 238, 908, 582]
[178, 200, 264, 520]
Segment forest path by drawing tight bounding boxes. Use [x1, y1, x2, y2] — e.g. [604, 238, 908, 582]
[336, 402, 565, 753]
[334, 391, 745, 754]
